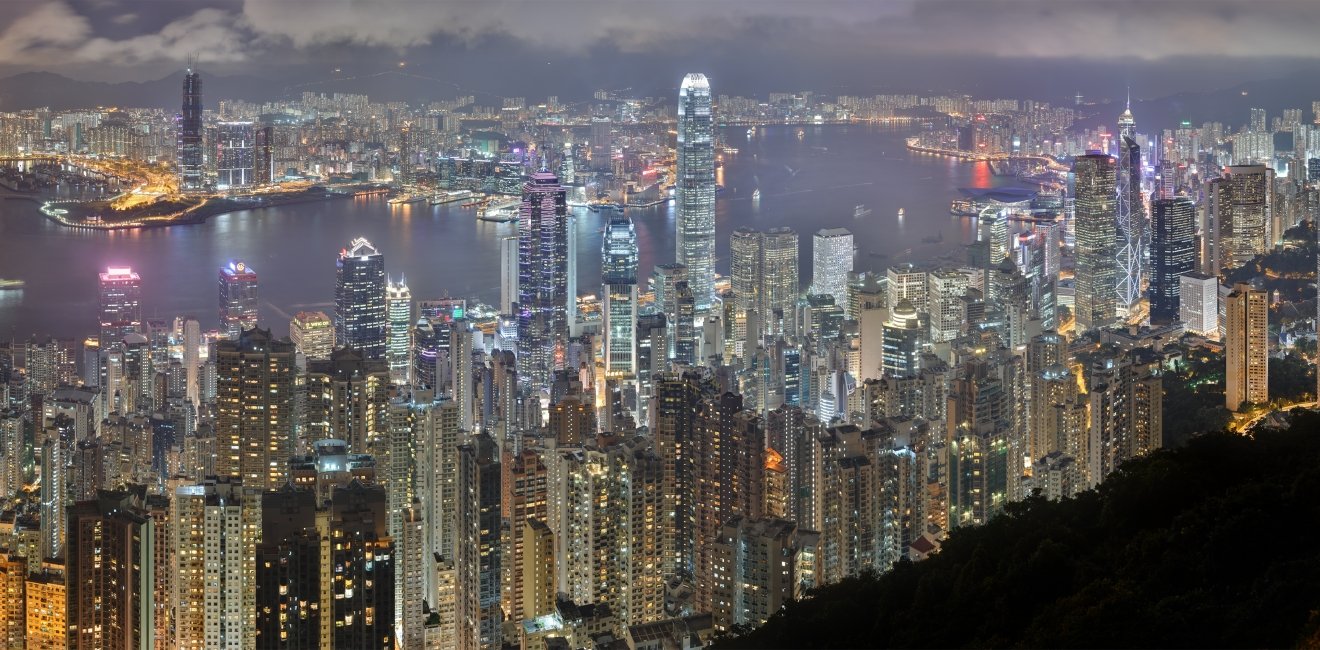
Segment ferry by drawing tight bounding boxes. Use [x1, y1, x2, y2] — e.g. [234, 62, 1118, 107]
[747, 127, 756, 137]
[388, 194, 425, 205]
[478, 199, 520, 223]
[897, 208, 905, 219]
[0, 279, 25, 290]
[853, 204, 871, 218]
[753, 189, 762, 202]
[431, 190, 473, 205]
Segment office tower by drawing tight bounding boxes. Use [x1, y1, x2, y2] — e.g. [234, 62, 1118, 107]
[886, 264, 928, 314]
[254, 488, 321, 649]
[456, 433, 502, 650]
[730, 228, 762, 313]
[603, 215, 639, 377]
[215, 328, 295, 490]
[1148, 197, 1197, 324]
[927, 268, 970, 343]
[386, 277, 413, 384]
[1225, 283, 1269, 411]
[289, 311, 334, 362]
[173, 478, 260, 650]
[254, 124, 274, 185]
[1116, 102, 1144, 314]
[335, 237, 388, 360]
[1073, 153, 1119, 332]
[499, 236, 518, 315]
[676, 73, 717, 309]
[710, 517, 807, 632]
[761, 228, 800, 336]
[218, 260, 258, 338]
[25, 564, 67, 650]
[1205, 165, 1275, 274]
[674, 282, 697, 366]
[304, 348, 390, 452]
[812, 228, 854, 308]
[652, 264, 688, 359]
[452, 318, 474, 431]
[1179, 273, 1220, 338]
[67, 489, 156, 650]
[882, 300, 927, 379]
[99, 267, 142, 348]
[215, 121, 255, 188]
[178, 68, 203, 190]
[517, 171, 569, 390]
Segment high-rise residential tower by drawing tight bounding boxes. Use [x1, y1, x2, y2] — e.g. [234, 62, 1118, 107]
[517, 171, 569, 389]
[676, 73, 716, 310]
[385, 277, 413, 384]
[812, 228, 854, 308]
[335, 237, 387, 360]
[99, 267, 142, 349]
[1148, 197, 1196, 325]
[218, 260, 258, 339]
[1073, 153, 1119, 332]
[1224, 283, 1268, 412]
[215, 327, 295, 490]
[178, 68, 204, 190]
[603, 215, 639, 377]
[215, 121, 255, 188]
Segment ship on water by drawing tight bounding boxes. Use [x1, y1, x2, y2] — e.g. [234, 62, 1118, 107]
[853, 204, 871, 218]
[388, 194, 425, 205]
[0, 279, 25, 290]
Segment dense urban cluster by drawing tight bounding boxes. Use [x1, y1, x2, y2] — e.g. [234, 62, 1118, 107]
[0, 65, 1318, 650]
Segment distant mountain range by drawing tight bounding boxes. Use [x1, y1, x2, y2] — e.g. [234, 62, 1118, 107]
[3, 68, 1319, 134]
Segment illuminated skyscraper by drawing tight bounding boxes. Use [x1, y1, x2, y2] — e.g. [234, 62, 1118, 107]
[385, 277, 413, 384]
[1116, 102, 1144, 314]
[761, 228, 800, 337]
[218, 260, 258, 339]
[499, 236, 518, 315]
[289, 311, 334, 361]
[215, 327, 295, 490]
[1205, 164, 1275, 274]
[517, 171, 569, 389]
[730, 228, 762, 313]
[335, 237, 387, 360]
[173, 478, 260, 650]
[676, 73, 716, 310]
[216, 121, 255, 188]
[178, 68, 204, 190]
[603, 215, 639, 377]
[67, 489, 156, 650]
[98, 267, 142, 348]
[1148, 197, 1196, 325]
[1073, 153, 1119, 332]
[812, 228, 854, 308]
[1225, 283, 1268, 412]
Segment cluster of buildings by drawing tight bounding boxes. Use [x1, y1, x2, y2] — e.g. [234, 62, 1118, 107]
[1, 67, 1318, 650]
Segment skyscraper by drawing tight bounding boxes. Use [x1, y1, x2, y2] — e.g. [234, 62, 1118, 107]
[178, 68, 204, 190]
[215, 327, 295, 490]
[1073, 153, 1119, 332]
[812, 228, 854, 308]
[499, 236, 518, 315]
[517, 171, 569, 389]
[1179, 273, 1219, 338]
[335, 237, 387, 360]
[730, 228, 763, 314]
[385, 277, 413, 384]
[1224, 283, 1268, 411]
[98, 267, 142, 349]
[1148, 197, 1196, 325]
[603, 215, 639, 377]
[215, 121, 255, 188]
[676, 73, 717, 310]
[173, 478, 260, 650]
[761, 228, 800, 337]
[1205, 164, 1275, 274]
[218, 260, 258, 339]
[289, 311, 334, 361]
[67, 489, 156, 650]
[1115, 103, 1144, 314]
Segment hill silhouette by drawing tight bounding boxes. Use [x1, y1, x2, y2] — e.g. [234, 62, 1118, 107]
[719, 413, 1320, 648]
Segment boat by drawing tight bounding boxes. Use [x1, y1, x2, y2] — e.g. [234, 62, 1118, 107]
[431, 190, 473, 205]
[478, 199, 520, 222]
[752, 189, 761, 202]
[853, 204, 871, 218]
[897, 208, 905, 219]
[796, 128, 805, 140]
[747, 127, 756, 137]
[0, 279, 25, 290]
[388, 194, 425, 205]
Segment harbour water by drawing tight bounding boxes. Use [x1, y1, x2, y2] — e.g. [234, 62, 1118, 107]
[0, 124, 1017, 339]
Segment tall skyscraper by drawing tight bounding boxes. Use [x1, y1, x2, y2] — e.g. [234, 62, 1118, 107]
[335, 237, 387, 360]
[603, 215, 639, 377]
[499, 236, 518, 315]
[385, 277, 413, 384]
[1224, 283, 1268, 411]
[254, 124, 274, 185]
[215, 327, 295, 490]
[1073, 153, 1119, 332]
[98, 267, 142, 348]
[517, 171, 569, 389]
[218, 260, 258, 339]
[1148, 197, 1196, 325]
[1179, 273, 1220, 338]
[1205, 164, 1275, 274]
[289, 311, 334, 361]
[178, 68, 204, 190]
[761, 228, 800, 337]
[215, 121, 255, 188]
[173, 478, 260, 650]
[730, 227, 762, 313]
[812, 228, 854, 308]
[1116, 102, 1144, 314]
[67, 489, 156, 650]
[676, 73, 716, 310]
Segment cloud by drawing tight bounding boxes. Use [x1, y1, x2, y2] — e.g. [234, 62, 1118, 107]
[78, 8, 250, 64]
[0, 2, 93, 58]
